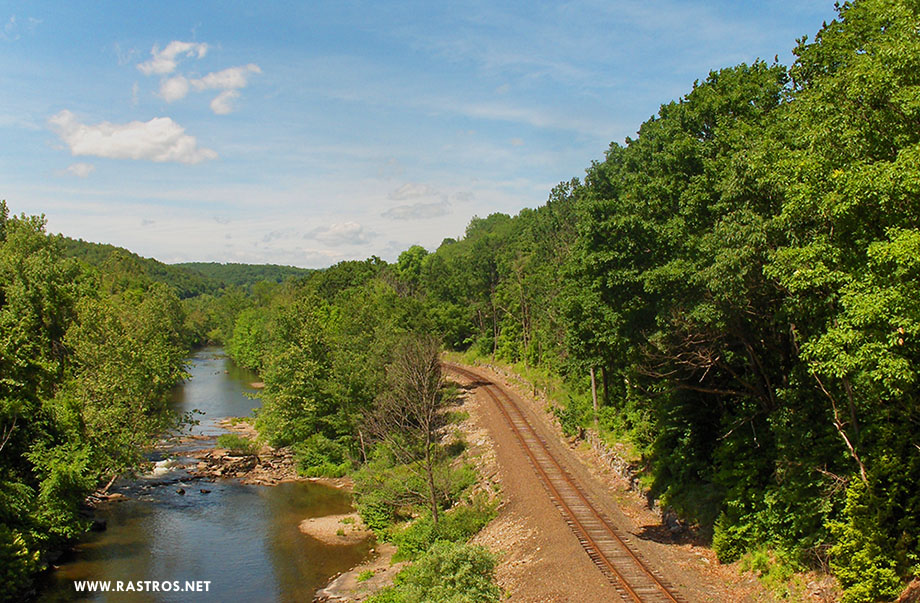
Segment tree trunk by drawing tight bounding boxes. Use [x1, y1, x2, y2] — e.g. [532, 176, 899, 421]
[491, 284, 498, 361]
[590, 366, 599, 431]
[602, 365, 609, 406]
[425, 436, 439, 525]
[358, 429, 367, 463]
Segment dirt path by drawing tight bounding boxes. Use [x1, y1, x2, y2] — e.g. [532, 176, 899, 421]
[449, 362, 771, 603]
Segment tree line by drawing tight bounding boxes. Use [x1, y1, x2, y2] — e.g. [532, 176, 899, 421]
[0, 203, 189, 597]
[2, 0, 918, 600]
[224, 2, 919, 599]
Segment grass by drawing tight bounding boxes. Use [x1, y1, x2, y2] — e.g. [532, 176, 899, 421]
[215, 433, 257, 455]
[739, 548, 807, 599]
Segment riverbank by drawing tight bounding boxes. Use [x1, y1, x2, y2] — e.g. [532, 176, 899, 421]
[37, 346, 372, 602]
[184, 418, 354, 490]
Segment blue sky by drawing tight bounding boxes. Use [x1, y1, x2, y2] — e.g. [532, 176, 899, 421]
[1, 1, 837, 267]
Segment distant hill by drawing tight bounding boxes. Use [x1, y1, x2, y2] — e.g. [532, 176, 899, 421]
[56, 237, 311, 297]
[57, 236, 224, 298]
[174, 262, 312, 287]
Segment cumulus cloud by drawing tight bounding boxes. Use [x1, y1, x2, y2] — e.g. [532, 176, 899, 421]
[382, 201, 451, 220]
[210, 90, 240, 115]
[453, 191, 475, 202]
[154, 65, 261, 113]
[305, 222, 375, 246]
[48, 110, 217, 164]
[185, 65, 262, 114]
[63, 162, 95, 178]
[387, 182, 438, 200]
[191, 64, 262, 91]
[137, 40, 208, 76]
[159, 75, 190, 102]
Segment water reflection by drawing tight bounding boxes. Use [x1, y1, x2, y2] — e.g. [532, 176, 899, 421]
[37, 347, 370, 602]
[169, 346, 261, 436]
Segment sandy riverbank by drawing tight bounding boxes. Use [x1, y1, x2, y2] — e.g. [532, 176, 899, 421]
[298, 513, 373, 545]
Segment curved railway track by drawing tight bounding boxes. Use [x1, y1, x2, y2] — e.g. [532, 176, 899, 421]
[445, 363, 686, 603]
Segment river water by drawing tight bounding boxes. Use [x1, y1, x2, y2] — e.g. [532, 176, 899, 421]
[38, 347, 371, 602]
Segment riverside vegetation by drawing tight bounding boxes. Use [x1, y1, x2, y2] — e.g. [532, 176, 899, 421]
[3, 1, 920, 600]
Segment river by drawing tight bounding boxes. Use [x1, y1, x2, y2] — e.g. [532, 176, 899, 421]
[37, 347, 372, 602]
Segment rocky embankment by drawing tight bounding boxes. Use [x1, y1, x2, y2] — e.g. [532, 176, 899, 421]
[187, 445, 299, 485]
[182, 418, 298, 485]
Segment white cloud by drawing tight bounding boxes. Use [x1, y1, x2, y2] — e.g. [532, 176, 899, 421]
[137, 40, 208, 76]
[191, 64, 262, 91]
[387, 182, 438, 200]
[159, 75, 190, 102]
[186, 65, 262, 114]
[306, 221, 376, 246]
[48, 110, 217, 164]
[210, 90, 240, 115]
[63, 162, 95, 178]
[382, 200, 451, 220]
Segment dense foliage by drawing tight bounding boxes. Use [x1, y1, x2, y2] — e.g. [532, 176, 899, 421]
[5, 1, 919, 600]
[58, 236, 224, 298]
[0, 203, 188, 599]
[368, 541, 501, 603]
[175, 261, 311, 287]
[222, 2, 918, 599]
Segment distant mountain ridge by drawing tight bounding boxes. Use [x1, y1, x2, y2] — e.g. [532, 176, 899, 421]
[175, 261, 312, 288]
[57, 236, 311, 297]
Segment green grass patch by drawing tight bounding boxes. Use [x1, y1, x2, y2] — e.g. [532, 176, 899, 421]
[739, 548, 808, 600]
[215, 433, 257, 455]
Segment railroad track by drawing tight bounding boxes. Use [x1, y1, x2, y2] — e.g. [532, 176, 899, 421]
[445, 363, 686, 603]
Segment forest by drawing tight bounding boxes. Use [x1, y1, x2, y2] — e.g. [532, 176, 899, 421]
[1, 1, 918, 600]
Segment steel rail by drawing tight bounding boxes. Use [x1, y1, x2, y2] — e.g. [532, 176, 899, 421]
[446, 363, 684, 603]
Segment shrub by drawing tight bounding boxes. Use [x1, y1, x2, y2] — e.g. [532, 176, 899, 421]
[551, 399, 584, 437]
[739, 548, 802, 599]
[293, 433, 352, 477]
[829, 481, 904, 603]
[353, 450, 481, 537]
[215, 433, 257, 455]
[0, 525, 42, 598]
[712, 509, 756, 563]
[392, 498, 497, 561]
[369, 541, 501, 603]
[354, 458, 424, 534]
